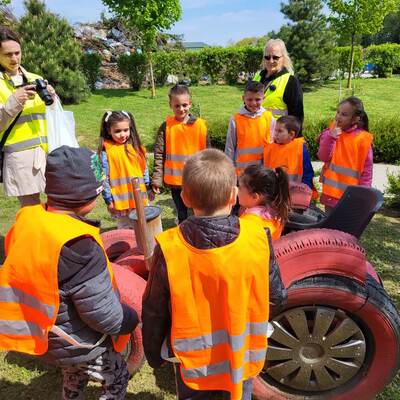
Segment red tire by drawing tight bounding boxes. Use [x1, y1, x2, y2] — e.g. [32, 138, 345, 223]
[289, 182, 312, 210]
[253, 275, 400, 400]
[111, 262, 146, 374]
[101, 229, 138, 261]
[114, 248, 147, 279]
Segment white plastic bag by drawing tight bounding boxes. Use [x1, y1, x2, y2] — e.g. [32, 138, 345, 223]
[46, 97, 79, 152]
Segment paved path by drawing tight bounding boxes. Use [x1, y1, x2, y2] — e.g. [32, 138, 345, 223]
[312, 162, 400, 193]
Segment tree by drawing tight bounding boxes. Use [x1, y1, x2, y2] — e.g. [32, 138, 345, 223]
[326, 0, 399, 88]
[18, 0, 89, 103]
[279, 0, 336, 83]
[102, 0, 182, 97]
[362, 10, 400, 45]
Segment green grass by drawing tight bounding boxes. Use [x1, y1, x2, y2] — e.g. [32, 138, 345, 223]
[0, 79, 399, 398]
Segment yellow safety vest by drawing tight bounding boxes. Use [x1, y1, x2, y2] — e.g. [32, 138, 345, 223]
[253, 71, 291, 119]
[0, 70, 48, 153]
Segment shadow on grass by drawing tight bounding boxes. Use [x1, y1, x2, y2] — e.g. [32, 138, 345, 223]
[153, 364, 176, 394]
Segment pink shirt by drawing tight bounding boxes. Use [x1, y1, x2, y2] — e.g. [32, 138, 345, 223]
[317, 126, 373, 208]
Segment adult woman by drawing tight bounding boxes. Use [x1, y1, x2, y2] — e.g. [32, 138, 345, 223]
[254, 39, 304, 126]
[0, 28, 55, 207]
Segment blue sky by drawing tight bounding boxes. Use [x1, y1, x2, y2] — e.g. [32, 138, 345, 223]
[9, 0, 286, 46]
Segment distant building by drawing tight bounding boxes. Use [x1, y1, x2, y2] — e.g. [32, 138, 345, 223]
[182, 42, 209, 51]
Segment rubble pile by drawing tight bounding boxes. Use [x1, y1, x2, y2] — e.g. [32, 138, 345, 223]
[74, 23, 133, 89]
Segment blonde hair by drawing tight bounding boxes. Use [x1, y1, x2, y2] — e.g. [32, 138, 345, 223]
[182, 149, 236, 215]
[264, 39, 294, 75]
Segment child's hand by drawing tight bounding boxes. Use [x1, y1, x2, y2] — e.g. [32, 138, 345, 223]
[107, 203, 116, 214]
[330, 122, 342, 139]
[152, 185, 161, 195]
[148, 190, 155, 202]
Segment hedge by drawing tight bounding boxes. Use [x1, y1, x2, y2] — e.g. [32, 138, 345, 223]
[365, 44, 400, 78]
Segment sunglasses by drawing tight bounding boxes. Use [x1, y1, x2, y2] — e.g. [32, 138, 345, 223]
[264, 55, 282, 61]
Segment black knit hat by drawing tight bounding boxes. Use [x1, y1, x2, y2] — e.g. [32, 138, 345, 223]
[45, 146, 104, 209]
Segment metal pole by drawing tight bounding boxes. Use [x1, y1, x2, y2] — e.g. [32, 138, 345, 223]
[131, 177, 152, 271]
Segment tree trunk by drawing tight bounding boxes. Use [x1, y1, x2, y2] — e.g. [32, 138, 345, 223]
[148, 52, 156, 98]
[347, 32, 355, 89]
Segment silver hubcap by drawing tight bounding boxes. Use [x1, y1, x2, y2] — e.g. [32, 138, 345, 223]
[265, 306, 366, 392]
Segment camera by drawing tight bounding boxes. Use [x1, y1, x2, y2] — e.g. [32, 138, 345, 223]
[33, 79, 54, 106]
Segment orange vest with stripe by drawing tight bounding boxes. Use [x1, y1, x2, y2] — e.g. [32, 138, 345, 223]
[264, 138, 304, 182]
[164, 116, 207, 186]
[0, 204, 130, 355]
[240, 213, 282, 241]
[235, 111, 273, 176]
[104, 140, 148, 210]
[156, 219, 270, 400]
[321, 130, 373, 200]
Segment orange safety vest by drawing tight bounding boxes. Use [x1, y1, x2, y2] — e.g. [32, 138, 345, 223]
[240, 213, 282, 241]
[103, 140, 148, 210]
[156, 219, 270, 400]
[264, 138, 304, 182]
[0, 204, 130, 355]
[321, 130, 373, 200]
[164, 116, 207, 186]
[235, 111, 273, 176]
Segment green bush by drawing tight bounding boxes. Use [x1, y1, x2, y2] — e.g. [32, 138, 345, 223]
[366, 44, 400, 78]
[385, 170, 400, 209]
[242, 46, 263, 75]
[18, 0, 89, 104]
[198, 47, 229, 84]
[81, 52, 102, 90]
[223, 47, 245, 85]
[118, 52, 148, 91]
[182, 51, 203, 85]
[152, 50, 183, 85]
[207, 117, 229, 150]
[335, 46, 364, 76]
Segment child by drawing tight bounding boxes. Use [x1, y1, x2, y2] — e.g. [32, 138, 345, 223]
[264, 115, 314, 191]
[142, 149, 287, 400]
[318, 96, 373, 212]
[152, 84, 209, 223]
[225, 80, 274, 177]
[99, 110, 150, 229]
[0, 146, 138, 399]
[238, 164, 290, 241]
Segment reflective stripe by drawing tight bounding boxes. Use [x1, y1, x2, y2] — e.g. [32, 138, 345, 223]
[113, 191, 147, 202]
[0, 286, 55, 319]
[50, 325, 108, 349]
[236, 160, 262, 169]
[15, 112, 46, 125]
[182, 349, 266, 383]
[237, 147, 264, 156]
[4, 136, 48, 153]
[109, 176, 145, 186]
[0, 319, 44, 338]
[173, 321, 268, 352]
[321, 176, 348, 191]
[288, 173, 302, 182]
[328, 162, 360, 179]
[164, 168, 183, 177]
[165, 154, 188, 162]
[266, 108, 288, 117]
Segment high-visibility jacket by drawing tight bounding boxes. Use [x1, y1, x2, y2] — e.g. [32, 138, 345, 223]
[264, 138, 304, 182]
[0, 204, 130, 355]
[321, 130, 373, 200]
[104, 140, 148, 210]
[240, 213, 282, 241]
[0, 70, 48, 153]
[156, 218, 270, 400]
[253, 71, 291, 119]
[164, 116, 207, 186]
[235, 111, 272, 176]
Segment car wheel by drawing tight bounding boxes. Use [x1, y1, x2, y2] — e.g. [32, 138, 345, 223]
[253, 275, 400, 399]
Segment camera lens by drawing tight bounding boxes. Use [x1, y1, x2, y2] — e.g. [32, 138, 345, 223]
[35, 79, 53, 106]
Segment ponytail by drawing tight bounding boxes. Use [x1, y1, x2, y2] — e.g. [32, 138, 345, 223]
[273, 167, 291, 224]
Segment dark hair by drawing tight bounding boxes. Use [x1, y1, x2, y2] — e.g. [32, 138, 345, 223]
[339, 96, 369, 131]
[276, 115, 301, 137]
[244, 80, 265, 94]
[0, 28, 20, 46]
[98, 111, 145, 160]
[168, 84, 191, 101]
[240, 164, 291, 223]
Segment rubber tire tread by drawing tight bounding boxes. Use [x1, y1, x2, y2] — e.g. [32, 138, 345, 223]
[101, 229, 138, 261]
[111, 262, 146, 374]
[253, 274, 400, 400]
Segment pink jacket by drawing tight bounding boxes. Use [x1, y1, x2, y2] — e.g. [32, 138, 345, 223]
[317, 126, 373, 208]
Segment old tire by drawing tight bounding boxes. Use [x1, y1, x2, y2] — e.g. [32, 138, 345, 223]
[253, 275, 400, 400]
[111, 262, 146, 374]
[114, 248, 147, 279]
[101, 229, 138, 261]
